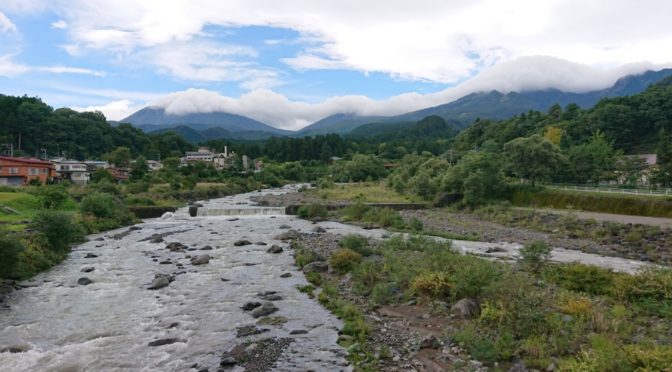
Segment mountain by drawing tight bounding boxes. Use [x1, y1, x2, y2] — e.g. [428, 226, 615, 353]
[297, 113, 387, 136]
[302, 69, 672, 136]
[122, 107, 293, 138]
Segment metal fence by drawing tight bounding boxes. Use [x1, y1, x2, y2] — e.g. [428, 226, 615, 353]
[546, 184, 672, 197]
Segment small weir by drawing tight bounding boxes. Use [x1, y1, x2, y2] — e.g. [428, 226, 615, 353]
[196, 206, 287, 217]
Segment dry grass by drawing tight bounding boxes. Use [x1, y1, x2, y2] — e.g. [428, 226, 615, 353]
[308, 182, 417, 203]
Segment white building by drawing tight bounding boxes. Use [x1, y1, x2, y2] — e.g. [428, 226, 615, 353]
[185, 147, 214, 162]
[52, 159, 90, 185]
[147, 160, 163, 171]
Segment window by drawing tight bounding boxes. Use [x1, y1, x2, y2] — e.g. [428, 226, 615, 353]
[8, 167, 18, 174]
[29, 168, 39, 175]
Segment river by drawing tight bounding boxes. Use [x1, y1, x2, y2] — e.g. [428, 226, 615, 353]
[0, 185, 356, 372]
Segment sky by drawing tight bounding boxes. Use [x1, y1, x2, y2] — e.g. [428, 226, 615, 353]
[1, 0, 672, 130]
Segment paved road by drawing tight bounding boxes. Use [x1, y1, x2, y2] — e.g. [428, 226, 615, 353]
[518, 207, 672, 229]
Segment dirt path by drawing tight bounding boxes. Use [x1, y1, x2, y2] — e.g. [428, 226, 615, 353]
[518, 207, 672, 228]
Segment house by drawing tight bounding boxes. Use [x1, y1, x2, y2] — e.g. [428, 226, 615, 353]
[0, 156, 55, 186]
[185, 147, 214, 163]
[147, 160, 163, 171]
[53, 159, 90, 185]
[107, 167, 130, 182]
[83, 160, 109, 172]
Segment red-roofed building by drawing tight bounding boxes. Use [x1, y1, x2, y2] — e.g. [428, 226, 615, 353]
[0, 156, 55, 186]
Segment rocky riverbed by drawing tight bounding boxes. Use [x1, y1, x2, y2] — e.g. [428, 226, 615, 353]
[0, 185, 354, 372]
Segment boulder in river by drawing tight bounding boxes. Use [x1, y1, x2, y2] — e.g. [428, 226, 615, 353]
[166, 242, 187, 252]
[191, 254, 211, 265]
[84, 253, 98, 258]
[77, 277, 93, 286]
[234, 239, 252, 246]
[148, 338, 179, 347]
[251, 302, 279, 318]
[242, 301, 262, 311]
[148, 274, 171, 290]
[280, 273, 292, 278]
[312, 226, 326, 233]
[278, 224, 291, 229]
[302, 261, 328, 274]
[81, 267, 95, 273]
[267, 245, 283, 254]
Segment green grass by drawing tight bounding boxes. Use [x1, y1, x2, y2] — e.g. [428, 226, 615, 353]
[0, 192, 41, 226]
[511, 188, 672, 218]
[309, 182, 419, 203]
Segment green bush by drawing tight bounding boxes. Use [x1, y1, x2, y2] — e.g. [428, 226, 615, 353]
[409, 217, 424, 232]
[339, 234, 374, 256]
[0, 232, 25, 279]
[297, 203, 328, 219]
[519, 240, 552, 272]
[543, 263, 616, 296]
[32, 210, 85, 253]
[342, 199, 371, 221]
[329, 248, 363, 274]
[125, 196, 156, 206]
[80, 192, 117, 218]
[362, 207, 404, 228]
[38, 186, 70, 209]
[126, 181, 150, 194]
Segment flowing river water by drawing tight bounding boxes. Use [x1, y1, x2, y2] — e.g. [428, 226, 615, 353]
[0, 185, 657, 371]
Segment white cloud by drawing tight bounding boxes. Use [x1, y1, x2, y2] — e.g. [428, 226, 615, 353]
[71, 99, 142, 121]
[146, 57, 670, 130]
[0, 54, 29, 76]
[16, 0, 672, 84]
[36, 65, 106, 76]
[51, 19, 67, 29]
[0, 11, 16, 32]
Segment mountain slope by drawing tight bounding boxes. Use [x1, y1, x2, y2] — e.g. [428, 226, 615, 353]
[298, 113, 387, 136]
[122, 107, 293, 137]
[302, 68, 672, 137]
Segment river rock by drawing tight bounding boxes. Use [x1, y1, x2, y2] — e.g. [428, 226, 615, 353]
[84, 253, 98, 258]
[302, 261, 328, 273]
[129, 226, 142, 231]
[312, 226, 326, 233]
[166, 242, 187, 252]
[148, 275, 170, 290]
[200, 245, 213, 250]
[242, 301, 262, 311]
[267, 245, 283, 254]
[255, 242, 267, 246]
[278, 224, 291, 229]
[236, 325, 269, 337]
[252, 302, 279, 318]
[274, 230, 300, 241]
[219, 357, 237, 368]
[81, 267, 95, 273]
[258, 291, 283, 301]
[289, 329, 308, 335]
[234, 239, 252, 246]
[148, 338, 179, 347]
[451, 298, 480, 319]
[419, 335, 440, 349]
[280, 273, 292, 278]
[77, 277, 93, 286]
[0, 283, 15, 296]
[191, 254, 211, 265]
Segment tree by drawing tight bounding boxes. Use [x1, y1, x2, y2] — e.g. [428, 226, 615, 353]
[656, 129, 672, 187]
[130, 155, 149, 180]
[565, 131, 621, 184]
[504, 135, 565, 185]
[162, 157, 180, 171]
[90, 168, 114, 183]
[105, 147, 132, 168]
[443, 151, 507, 205]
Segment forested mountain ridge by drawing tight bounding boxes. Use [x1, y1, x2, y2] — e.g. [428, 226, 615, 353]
[0, 95, 194, 160]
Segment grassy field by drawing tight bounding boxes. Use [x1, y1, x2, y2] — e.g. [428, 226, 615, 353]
[0, 192, 41, 229]
[308, 182, 419, 203]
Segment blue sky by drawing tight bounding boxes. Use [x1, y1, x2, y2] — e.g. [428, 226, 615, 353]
[1, 1, 671, 129]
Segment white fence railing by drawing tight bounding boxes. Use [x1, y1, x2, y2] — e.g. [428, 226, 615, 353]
[547, 184, 672, 197]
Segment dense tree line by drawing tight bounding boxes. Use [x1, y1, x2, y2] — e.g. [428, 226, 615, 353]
[0, 95, 194, 160]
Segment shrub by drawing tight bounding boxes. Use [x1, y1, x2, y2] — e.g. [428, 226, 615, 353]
[451, 258, 503, 299]
[352, 260, 384, 294]
[125, 196, 156, 206]
[543, 263, 616, 296]
[32, 210, 85, 253]
[363, 207, 404, 228]
[0, 232, 25, 279]
[329, 248, 363, 274]
[412, 272, 453, 298]
[126, 181, 150, 194]
[297, 203, 328, 219]
[342, 199, 371, 221]
[370, 282, 398, 304]
[409, 217, 424, 232]
[339, 234, 373, 256]
[38, 186, 70, 209]
[519, 240, 552, 272]
[80, 192, 117, 219]
[624, 344, 672, 370]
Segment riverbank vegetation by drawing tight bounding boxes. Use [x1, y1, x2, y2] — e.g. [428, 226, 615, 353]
[294, 234, 672, 370]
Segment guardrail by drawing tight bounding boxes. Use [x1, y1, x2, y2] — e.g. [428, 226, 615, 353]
[546, 184, 672, 197]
